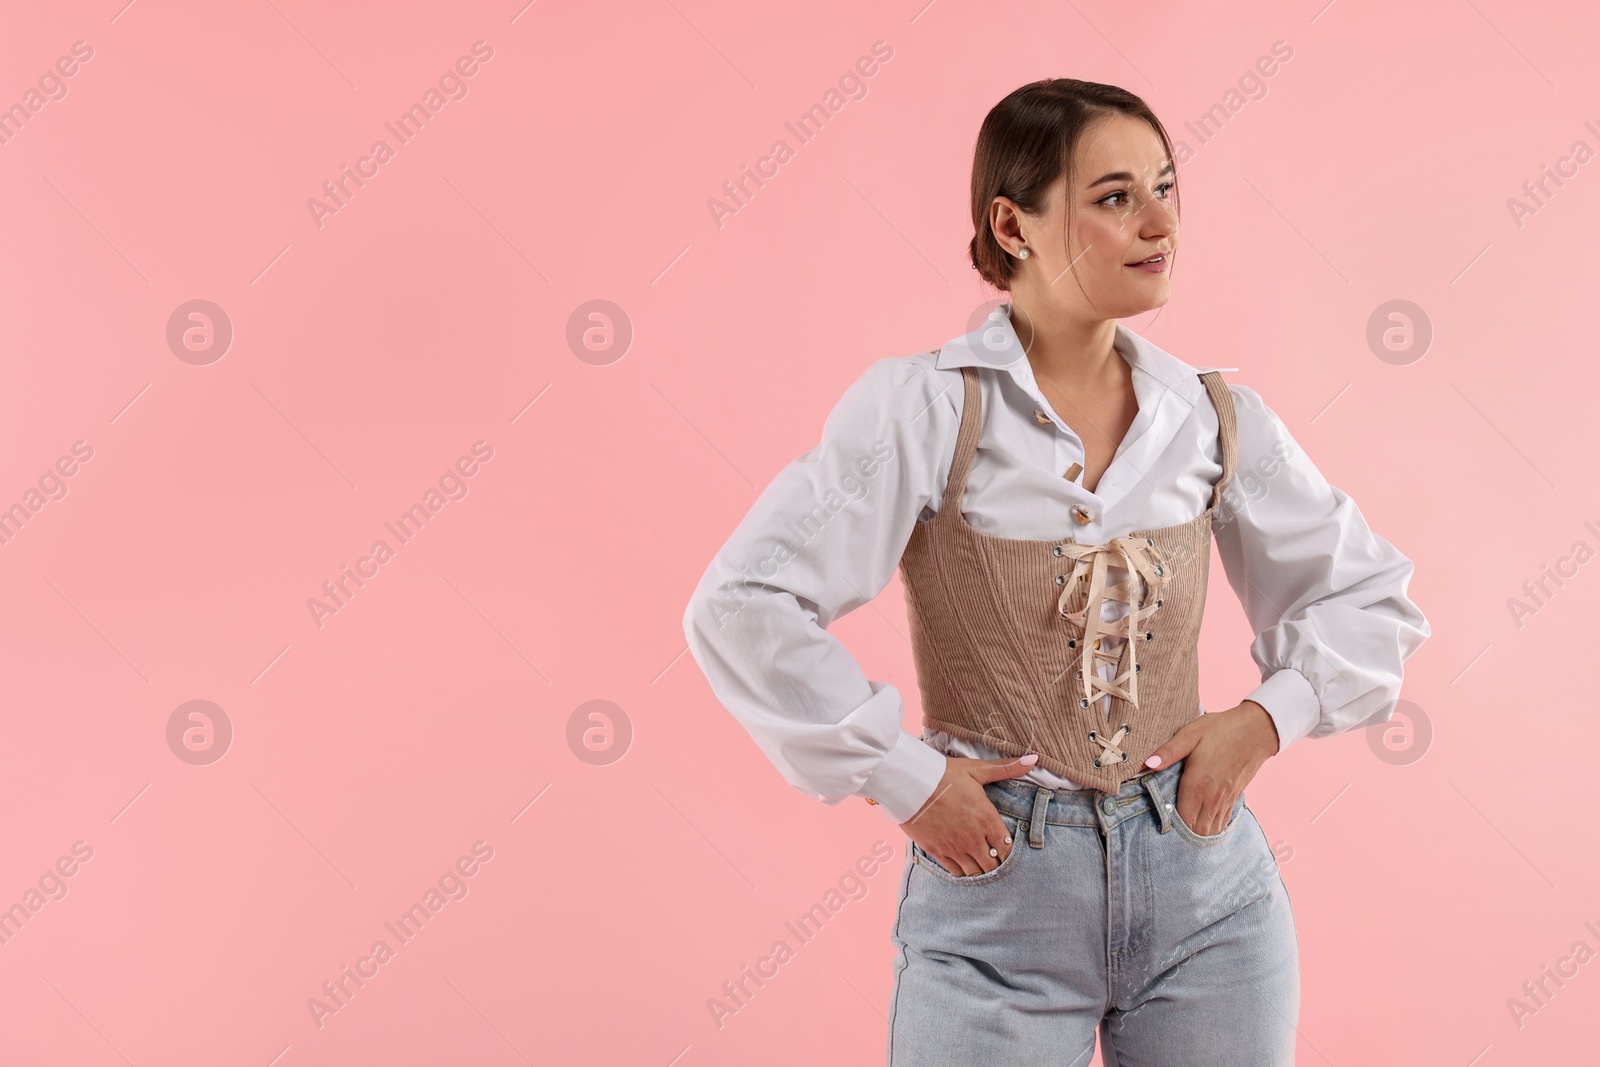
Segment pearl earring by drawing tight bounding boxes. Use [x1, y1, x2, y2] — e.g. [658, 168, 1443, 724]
[1016, 246, 1031, 259]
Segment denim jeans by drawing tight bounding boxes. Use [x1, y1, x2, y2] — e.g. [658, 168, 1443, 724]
[886, 757, 1300, 1066]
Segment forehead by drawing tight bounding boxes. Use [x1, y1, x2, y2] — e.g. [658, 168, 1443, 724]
[1069, 114, 1170, 181]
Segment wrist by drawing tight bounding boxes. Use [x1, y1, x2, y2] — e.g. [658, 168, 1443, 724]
[1239, 699, 1281, 757]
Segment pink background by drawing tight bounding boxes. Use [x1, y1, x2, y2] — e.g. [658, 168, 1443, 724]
[0, 0, 1594, 1063]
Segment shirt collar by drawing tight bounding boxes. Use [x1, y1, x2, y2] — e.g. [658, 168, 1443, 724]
[934, 303, 1236, 407]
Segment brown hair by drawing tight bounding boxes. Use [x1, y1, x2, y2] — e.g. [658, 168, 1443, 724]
[968, 78, 1179, 291]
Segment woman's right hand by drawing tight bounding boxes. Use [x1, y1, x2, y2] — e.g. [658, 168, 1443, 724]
[899, 753, 1039, 876]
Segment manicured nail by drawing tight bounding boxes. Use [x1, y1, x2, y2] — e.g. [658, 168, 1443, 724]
[1020, 753, 1040, 765]
[1145, 755, 1162, 768]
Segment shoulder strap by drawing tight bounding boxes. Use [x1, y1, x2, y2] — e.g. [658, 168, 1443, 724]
[1199, 371, 1238, 510]
[934, 366, 983, 523]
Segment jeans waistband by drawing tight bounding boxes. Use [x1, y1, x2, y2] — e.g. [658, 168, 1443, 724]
[982, 758, 1189, 846]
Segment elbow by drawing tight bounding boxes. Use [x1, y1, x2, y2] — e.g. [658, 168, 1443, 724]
[682, 587, 715, 658]
[682, 580, 743, 661]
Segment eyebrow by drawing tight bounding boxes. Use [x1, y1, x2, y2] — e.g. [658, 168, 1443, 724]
[1086, 162, 1175, 187]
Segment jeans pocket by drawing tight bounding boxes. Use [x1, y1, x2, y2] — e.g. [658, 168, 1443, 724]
[912, 812, 1025, 886]
[1170, 791, 1246, 847]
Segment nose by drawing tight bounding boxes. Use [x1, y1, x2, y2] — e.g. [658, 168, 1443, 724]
[1134, 191, 1177, 232]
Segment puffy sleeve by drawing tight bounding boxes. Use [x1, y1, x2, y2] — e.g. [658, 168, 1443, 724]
[681, 356, 956, 823]
[1212, 382, 1432, 754]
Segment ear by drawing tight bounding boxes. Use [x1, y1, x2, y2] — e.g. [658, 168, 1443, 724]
[989, 196, 1024, 248]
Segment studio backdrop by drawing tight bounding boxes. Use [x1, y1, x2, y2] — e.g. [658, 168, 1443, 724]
[0, 1, 1591, 1065]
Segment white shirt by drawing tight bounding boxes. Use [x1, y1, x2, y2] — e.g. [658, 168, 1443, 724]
[682, 305, 1431, 824]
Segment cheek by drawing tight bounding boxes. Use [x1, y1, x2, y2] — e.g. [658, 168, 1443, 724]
[1074, 214, 1135, 252]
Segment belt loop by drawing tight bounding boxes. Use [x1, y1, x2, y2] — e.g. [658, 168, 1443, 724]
[1143, 773, 1172, 834]
[1028, 787, 1052, 848]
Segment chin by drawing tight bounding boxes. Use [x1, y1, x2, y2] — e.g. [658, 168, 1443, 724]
[1109, 291, 1170, 318]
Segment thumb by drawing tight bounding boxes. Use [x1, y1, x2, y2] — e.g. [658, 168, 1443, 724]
[1143, 722, 1200, 771]
[973, 752, 1040, 782]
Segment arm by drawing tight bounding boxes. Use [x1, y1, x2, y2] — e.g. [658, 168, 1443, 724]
[681, 356, 954, 823]
[1212, 382, 1433, 754]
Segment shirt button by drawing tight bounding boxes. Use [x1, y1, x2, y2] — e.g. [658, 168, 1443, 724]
[1071, 504, 1092, 525]
[1101, 798, 1117, 815]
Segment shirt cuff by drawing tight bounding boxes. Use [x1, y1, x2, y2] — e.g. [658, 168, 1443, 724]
[1243, 668, 1320, 755]
[860, 729, 947, 824]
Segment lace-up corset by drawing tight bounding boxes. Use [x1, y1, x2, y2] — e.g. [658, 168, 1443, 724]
[897, 362, 1238, 793]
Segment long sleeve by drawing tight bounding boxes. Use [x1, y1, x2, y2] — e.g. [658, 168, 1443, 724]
[1213, 383, 1431, 754]
[681, 356, 954, 824]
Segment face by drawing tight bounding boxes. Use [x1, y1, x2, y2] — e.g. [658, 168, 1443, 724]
[992, 112, 1178, 320]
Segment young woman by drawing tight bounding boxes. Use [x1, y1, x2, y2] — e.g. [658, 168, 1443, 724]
[682, 78, 1429, 1066]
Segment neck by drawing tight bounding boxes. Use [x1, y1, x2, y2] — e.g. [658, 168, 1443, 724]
[1008, 298, 1121, 388]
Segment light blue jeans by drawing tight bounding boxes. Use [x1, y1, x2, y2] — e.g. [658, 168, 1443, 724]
[887, 757, 1300, 1066]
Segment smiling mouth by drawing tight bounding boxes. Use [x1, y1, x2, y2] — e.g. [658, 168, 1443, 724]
[1127, 253, 1168, 265]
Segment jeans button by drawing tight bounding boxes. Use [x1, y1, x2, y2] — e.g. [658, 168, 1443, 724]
[1101, 797, 1117, 815]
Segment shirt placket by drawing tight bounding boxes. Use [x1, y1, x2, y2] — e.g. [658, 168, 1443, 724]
[1038, 411, 1120, 718]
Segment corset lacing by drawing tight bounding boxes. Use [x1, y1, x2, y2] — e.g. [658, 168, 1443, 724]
[1054, 535, 1170, 766]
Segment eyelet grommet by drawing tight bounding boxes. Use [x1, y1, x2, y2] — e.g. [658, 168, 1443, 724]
[1145, 631, 1154, 641]
[1076, 669, 1083, 679]
[1079, 698, 1090, 708]
[1055, 575, 1066, 586]
[1145, 537, 1154, 546]
[1092, 758, 1102, 768]
[1067, 638, 1078, 648]
[1156, 598, 1164, 608]
[1053, 545, 1064, 557]
[1155, 564, 1165, 577]
[1135, 663, 1142, 673]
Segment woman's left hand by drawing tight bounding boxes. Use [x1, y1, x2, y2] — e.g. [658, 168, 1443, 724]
[1142, 700, 1280, 835]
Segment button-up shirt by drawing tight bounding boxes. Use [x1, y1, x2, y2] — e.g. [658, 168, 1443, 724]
[681, 305, 1431, 824]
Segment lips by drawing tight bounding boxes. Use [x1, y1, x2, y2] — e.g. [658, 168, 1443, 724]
[1125, 251, 1171, 273]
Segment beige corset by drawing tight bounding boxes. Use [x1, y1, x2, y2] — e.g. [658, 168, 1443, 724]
[898, 362, 1239, 793]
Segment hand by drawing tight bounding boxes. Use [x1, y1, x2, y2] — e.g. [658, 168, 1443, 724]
[1143, 700, 1280, 836]
[899, 754, 1039, 876]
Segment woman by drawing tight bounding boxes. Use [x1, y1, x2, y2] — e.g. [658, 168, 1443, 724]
[682, 78, 1429, 1066]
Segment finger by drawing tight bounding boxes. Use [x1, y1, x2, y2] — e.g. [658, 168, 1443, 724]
[978, 827, 1016, 870]
[950, 850, 986, 877]
[1182, 789, 1203, 833]
[1187, 789, 1213, 834]
[1148, 718, 1206, 770]
[1208, 794, 1238, 835]
[950, 836, 1003, 876]
[974, 753, 1040, 783]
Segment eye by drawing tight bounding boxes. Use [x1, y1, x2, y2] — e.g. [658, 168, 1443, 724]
[1097, 180, 1176, 207]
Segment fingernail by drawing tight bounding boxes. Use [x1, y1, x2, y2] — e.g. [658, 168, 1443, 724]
[1020, 753, 1039, 765]
[1145, 755, 1162, 768]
